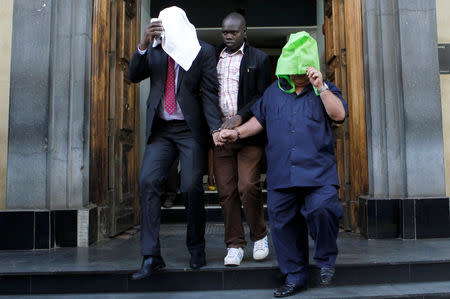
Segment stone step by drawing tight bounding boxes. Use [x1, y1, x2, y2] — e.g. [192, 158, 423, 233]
[1, 254, 449, 295]
[161, 191, 268, 223]
[161, 204, 269, 223]
[1, 224, 449, 296]
[17, 281, 450, 298]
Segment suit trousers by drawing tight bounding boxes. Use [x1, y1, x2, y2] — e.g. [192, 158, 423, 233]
[267, 186, 343, 286]
[213, 143, 267, 248]
[139, 118, 206, 257]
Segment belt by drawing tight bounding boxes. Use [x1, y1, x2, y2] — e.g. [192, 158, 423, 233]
[155, 117, 187, 125]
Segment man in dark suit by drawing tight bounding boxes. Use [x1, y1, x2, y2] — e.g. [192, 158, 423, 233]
[214, 12, 272, 266]
[128, 8, 223, 280]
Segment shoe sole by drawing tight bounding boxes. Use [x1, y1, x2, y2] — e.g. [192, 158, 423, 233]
[131, 264, 165, 280]
[253, 254, 269, 261]
[224, 260, 241, 266]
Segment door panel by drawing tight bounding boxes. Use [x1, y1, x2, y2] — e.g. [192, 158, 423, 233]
[91, 0, 141, 237]
[324, 0, 351, 231]
[110, 0, 141, 236]
[324, 0, 368, 231]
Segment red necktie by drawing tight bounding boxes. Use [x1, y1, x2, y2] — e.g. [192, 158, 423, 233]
[164, 56, 176, 114]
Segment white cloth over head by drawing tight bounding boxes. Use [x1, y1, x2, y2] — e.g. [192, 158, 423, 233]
[156, 6, 201, 71]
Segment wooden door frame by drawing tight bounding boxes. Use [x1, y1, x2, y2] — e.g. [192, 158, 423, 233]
[91, 0, 141, 236]
[343, 0, 368, 230]
[91, 0, 110, 212]
[324, 0, 368, 231]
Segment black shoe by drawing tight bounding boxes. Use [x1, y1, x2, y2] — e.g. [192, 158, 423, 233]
[189, 254, 206, 269]
[273, 283, 306, 297]
[131, 256, 166, 280]
[320, 266, 335, 285]
[162, 195, 176, 208]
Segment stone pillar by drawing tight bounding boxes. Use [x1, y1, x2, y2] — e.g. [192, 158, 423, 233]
[0, 0, 14, 210]
[7, 0, 53, 209]
[47, 0, 91, 209]
[3, 0, 96, 249]
[360, 0, 450, 239]
[8, 0, 91, 210]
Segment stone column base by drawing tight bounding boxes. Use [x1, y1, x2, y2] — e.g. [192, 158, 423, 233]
[359, 196, 450, 239]
[0, 205, 98, 250]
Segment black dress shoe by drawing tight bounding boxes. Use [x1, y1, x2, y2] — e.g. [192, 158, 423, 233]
[189, 254, 206, 269]
[273, 283, 306, 297]
[131, 256, 166, 280]
[320, 266, 335, 285]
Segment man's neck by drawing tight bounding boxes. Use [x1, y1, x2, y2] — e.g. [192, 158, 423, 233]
[295, 84, 308, 95]
[225, 42, 244, 54]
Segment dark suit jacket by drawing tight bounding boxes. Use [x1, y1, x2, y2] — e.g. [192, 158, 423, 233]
[129, 41, 222, 146]
[216, 43, 273, 144]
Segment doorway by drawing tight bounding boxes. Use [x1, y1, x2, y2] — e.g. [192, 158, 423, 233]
[89, 0, 368, 237]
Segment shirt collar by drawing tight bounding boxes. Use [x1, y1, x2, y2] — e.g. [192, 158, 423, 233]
[220, 42, 245, 58]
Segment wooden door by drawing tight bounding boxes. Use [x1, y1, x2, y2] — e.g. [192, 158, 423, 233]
[324, 0, 368, 231]
[92, 0, 141, 237]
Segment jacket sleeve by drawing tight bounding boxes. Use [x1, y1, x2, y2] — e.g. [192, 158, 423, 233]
[199, 44, 223, 133]
[237, 53, 272, 122]
[128, 49, 151, 83]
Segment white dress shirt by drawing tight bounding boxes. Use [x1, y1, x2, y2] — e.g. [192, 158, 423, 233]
[138, 45, 184, 120]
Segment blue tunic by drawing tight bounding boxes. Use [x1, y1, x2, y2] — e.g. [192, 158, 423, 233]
[251, 80, 348, 191]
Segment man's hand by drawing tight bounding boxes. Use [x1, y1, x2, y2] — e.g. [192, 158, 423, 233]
[219, 129, 238, 143]
[306, 67, 324, 90]
[221, 115, 243, 129]
[212, 131, 224, 146]
[140, 20, 164, 50]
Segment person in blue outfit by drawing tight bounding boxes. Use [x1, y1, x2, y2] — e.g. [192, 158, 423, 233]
[219, 32, 348, 297]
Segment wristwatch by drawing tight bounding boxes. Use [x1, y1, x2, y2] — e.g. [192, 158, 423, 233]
[318, 83, 329, 94]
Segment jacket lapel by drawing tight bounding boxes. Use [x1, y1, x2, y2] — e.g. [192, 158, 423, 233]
[160, 49, 168, 84]
[176, 65, 184, 94]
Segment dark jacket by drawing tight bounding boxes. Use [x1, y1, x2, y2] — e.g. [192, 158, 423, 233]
[129, 41, 222, 146]
[216, 43, 273, 144]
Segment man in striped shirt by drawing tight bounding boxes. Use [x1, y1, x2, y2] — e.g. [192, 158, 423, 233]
[214, 12, 273, 266]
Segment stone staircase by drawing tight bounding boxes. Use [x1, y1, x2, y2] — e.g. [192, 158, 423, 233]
[0, 222, 449, 298]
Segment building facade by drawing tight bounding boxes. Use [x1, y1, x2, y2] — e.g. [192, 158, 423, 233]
[0, 0, 449, 249]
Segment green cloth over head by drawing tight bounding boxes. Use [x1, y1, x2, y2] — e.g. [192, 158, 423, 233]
[275, 31, 320, 95]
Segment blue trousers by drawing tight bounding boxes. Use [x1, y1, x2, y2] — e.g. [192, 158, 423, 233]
[267, 186, 343, 286]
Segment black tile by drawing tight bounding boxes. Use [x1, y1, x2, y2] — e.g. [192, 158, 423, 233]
[361, 198, 377, 239]
[30, 274, 127, 294]
[358, 197, 367, 237]
[35, 212, 50, 249]
[0, 211, 34, 250]
[89, 207, 98, 245]
[223, 268, 281, 289]
[400, 199, 415, 239]
[333, 264, 410, 285]
[0, 276, 30, 295]
[128, 270, 222, 292]
[415, 198, 450, 238]
[410, 262, 450, 282]
[50, 211, 55, 248]
[54, 210, 77, 247]
[375, 199, 399, 238]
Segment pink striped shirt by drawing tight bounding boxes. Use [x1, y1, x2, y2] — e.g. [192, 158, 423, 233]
[216, 44, 245, 118]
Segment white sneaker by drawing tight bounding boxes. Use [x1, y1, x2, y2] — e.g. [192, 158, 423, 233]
[253, 235, 269, 260]
[224, 248, 244, 266]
